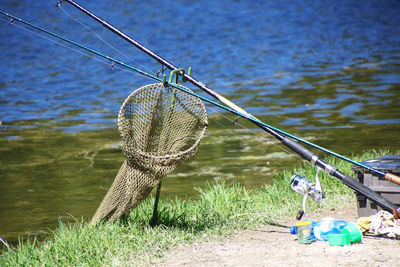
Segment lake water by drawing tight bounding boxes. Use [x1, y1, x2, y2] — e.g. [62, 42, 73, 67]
[1, 0, 399, 247]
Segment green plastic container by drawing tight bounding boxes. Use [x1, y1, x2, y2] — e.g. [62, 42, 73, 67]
[342, 223, 362, 243]
[327, 233, 351, 246]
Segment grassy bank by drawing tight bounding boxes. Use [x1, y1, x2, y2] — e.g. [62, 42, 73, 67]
[0, 150, 396, 266]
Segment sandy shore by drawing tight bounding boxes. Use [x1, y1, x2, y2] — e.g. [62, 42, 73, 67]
[150, 205, 400, 266]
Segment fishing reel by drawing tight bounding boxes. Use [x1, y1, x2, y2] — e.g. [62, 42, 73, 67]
[290, 168, 325, 220]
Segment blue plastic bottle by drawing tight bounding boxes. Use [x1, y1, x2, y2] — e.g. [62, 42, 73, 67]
[313, 217, 348, 241]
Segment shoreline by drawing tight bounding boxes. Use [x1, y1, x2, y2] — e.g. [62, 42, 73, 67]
[1, 150, 398, 265]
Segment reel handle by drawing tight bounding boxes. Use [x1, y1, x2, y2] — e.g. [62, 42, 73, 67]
[296, 194, 309, 220]
[296, 210, 305, 220]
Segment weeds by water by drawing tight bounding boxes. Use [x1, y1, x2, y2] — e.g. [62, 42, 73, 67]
[0, 150, 395, 266]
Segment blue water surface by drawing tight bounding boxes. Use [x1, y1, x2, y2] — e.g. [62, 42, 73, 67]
[1, 0, 399, 131]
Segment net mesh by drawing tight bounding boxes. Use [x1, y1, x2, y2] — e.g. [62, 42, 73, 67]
[91, 83, 208, 224]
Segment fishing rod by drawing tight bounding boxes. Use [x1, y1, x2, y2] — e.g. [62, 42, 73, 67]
[1, 8, 399, 217]
[60, 0, 400, 187]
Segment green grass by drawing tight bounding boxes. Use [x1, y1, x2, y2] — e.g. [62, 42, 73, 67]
[0, 149, 396, 266]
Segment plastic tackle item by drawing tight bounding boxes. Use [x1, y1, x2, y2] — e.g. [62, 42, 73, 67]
[291, 221, 316, 240]
[295, 221, 313, 244]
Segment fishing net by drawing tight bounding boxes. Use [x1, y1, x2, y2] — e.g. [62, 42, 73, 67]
[91, 83, 208, 224]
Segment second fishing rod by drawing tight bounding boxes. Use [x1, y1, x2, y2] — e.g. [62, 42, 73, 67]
[60, 0, 400, 216]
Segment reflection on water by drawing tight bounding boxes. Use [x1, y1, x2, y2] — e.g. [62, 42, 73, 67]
[1, 0, 400, 247]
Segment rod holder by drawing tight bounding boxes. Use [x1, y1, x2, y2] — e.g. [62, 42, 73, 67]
[162, 67, 192, 86]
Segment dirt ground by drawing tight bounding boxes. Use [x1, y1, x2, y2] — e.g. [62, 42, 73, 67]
[150, 205, 400, 266]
